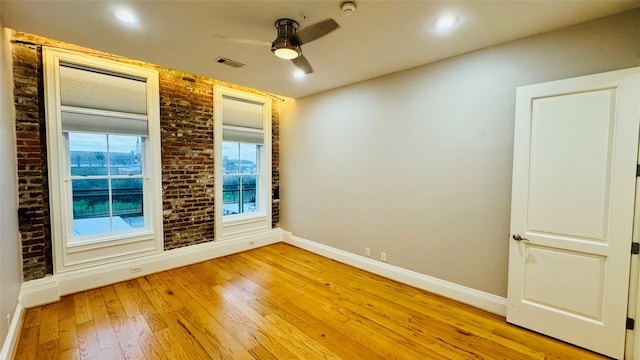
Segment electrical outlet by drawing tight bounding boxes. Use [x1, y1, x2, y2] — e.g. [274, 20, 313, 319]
[365, 248, 371, 256]
[249, 240, 256, 246]
[380, 252, 387, 262]
[130, 266, 142, 273]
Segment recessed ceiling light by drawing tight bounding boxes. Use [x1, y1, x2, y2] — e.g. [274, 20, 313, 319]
[434, 16, 458, 30]
[293, 69, 306, 79]
[115, 9, 138, 24]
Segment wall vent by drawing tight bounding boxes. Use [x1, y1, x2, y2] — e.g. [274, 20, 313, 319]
[216, 57, 245, 68]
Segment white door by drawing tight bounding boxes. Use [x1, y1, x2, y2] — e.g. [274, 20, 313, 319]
[507, 67, 640, 359]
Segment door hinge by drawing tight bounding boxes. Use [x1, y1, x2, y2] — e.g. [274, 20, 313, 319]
[636, 164, 640, 177]
[633, 243, 640, 255]
[627, 317, 635, 330]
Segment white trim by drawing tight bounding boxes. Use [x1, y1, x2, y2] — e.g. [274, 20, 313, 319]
[0, 303, 24, 360]
[213, 86, 272, 241]
[283, 232, 507, 316]
[42, 47, 164, 273]
[628, 147, 640, 359]
[19, 229, 283, 308]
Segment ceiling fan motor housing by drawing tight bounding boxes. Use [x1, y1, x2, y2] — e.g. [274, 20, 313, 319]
[271, 18, 301, 59]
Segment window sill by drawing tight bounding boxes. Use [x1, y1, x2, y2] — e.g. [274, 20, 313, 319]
[66, 229, 155, 254]
[222, 213, 267, 226]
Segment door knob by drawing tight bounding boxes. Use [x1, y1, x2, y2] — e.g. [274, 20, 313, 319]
[512, 234, 529, 242]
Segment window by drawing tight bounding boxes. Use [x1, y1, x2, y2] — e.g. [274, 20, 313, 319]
[214, 87, 272, 239]
[44, 48, 163, 272]
[222, 142, 260, 215]
[68, 133, 145, 236]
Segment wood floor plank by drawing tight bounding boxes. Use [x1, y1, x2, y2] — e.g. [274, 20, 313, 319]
[142, 284, 214, 360]
[86, 288, 123, 356]
[129, 314, 169, 360]
[15, 243, 609, 360]
[174, 265, 263, 352]
[101, 285, 147, 360]
[161, 312, 215, 360]
[154, 327, 192, 360]
[58, 348, 80, 360]
[261, 312, 343, 360]
[273, 300, 388, 360]
[37, 340, 59, 360]
[58, 295, 76, 322]
[76, 320, 101, 359]
[38, 303, 59, 345]
[248, 343, 280, 360]
[58, 316, 78, 352]
[22, 307, 42, 329]
[177, 298, 254, 360]
[113, 279, 168, 333]
[73, 292, 93, 325]
[16, 325, 39, 360]
[144, 273, 189, 310]
[211, 284, 301, 360]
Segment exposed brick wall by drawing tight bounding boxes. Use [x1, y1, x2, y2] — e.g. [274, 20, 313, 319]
[272, 101, 280, 228]
[11, 31, 280, 280]
[159, 71, 215, 249]
[12, 40, 52, 281]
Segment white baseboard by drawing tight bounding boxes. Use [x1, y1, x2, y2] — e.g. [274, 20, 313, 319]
[0, 302, 24, 360]
[283, 232, 507, 316]
[19, 228, 283, 308]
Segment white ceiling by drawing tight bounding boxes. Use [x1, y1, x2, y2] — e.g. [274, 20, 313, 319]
[2, 1, 639, 99]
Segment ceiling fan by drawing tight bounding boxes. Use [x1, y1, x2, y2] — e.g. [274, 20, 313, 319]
[214, 18, 339, 75]
[270, 18, 339, 75]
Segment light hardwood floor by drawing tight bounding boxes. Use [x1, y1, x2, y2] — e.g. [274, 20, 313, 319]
[15, 243, 607, 359]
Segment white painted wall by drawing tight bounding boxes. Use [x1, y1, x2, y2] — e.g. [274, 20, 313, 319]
[0, 10, 22, 347]
[280, 9, 640, 297]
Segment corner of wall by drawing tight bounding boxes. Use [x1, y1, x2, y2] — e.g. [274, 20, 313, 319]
[0, 23, 24, 357]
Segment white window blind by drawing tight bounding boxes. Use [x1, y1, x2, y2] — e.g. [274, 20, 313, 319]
[61, 106, 148, 136]
[222, 96, 264, 144]
[59, 64, 148, 135]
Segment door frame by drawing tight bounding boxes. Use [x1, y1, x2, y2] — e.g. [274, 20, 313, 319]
[627, 144, 640, 358]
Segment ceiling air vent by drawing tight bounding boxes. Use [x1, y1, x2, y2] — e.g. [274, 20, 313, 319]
[216, 57, 245, 68]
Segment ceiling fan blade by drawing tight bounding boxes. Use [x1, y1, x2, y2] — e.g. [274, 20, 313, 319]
[294, 18, 339, 45]
[212, 35, 270, 46]
[292, 55, 314, 74]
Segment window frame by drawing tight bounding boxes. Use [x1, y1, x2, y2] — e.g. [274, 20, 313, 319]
[214, 86, 272, 240]
[44, 48, 164, 273]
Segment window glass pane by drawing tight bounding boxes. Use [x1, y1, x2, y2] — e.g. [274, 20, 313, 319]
[69, 133, 108, 176]
[112, 178, 144, 229]
[109, 135, 142, 175]
[71, 179, 109, 236]
[239, 143, 258, 174]
[223, 175, 240, 215]
[242, 176, 258, 213]
[222, 142, 239, 174]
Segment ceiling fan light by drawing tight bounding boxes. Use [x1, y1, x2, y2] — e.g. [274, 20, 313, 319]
[273, 46, 300, 59]
[273, 47, 299, 60]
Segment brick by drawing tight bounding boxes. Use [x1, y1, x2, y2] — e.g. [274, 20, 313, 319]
[11, 30, 280, 280]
